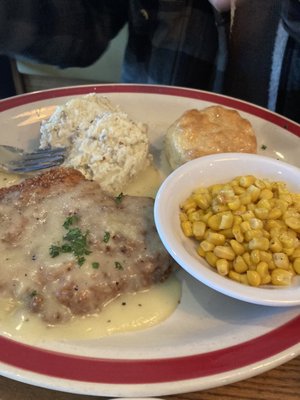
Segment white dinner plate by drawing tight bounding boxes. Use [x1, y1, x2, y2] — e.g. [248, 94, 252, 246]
[0, 84, 299, 398]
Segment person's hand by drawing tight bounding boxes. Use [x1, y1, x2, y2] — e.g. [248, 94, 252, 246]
[208, 0, 233, 12]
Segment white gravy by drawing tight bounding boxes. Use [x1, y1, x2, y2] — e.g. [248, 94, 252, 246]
[0, 166, 181, 342]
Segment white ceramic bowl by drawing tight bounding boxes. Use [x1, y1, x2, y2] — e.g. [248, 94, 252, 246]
[154, 153, 300, 307]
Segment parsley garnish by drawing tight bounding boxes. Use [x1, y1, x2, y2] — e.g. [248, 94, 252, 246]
[115, 192, 124, 204]
[103, 231, 110, 243]
[261, 144, 267, 150]
[63, 214, 79, 229]
[92, 262, 100, 269]
[49, 214, 91, 266]
[115, 261, 123, 270]
[49, 245, 60, 258]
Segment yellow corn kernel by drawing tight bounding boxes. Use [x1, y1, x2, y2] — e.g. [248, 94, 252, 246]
[271, 269, 293, 286]
[219, 213, 234, 229]
[293, 258, 300, 274]
[254, 179, 266, 189]
[181, 221, 193, 237]
[273, 252, 289, 269]
[213, 245, 235, 261]
[247, 184, 261, 202]
[249, 218, 263, 230]
[275, 199, 289, 213]
[240, 221, 251, 233]
[242, 252, 251, 266]
[235, 205, 247, 214]
[209, 184, 224, 196]
[199, 240, 215, 252]
[239, 274, 249, 285]
[262, 229, 271, 239]
[233, 255, 248, 273]
[287, 263, 296, 275]
[207, 214, 221, 230]
[179, 212, 188, 222]
[240, 193, 252, 205]
[284, 216, 300, 232]
[259, 188, 273, 200]
[279, 231, 297, 248]
[197, 245, 206, 257]
[230, 239, 245, 255]
[233, 215, 243, 225]
[219, 228, 234, 239]
[181, 198, 197, 212]
[228, 270, 243, 283]
[199, 211, 213, 223]
[188, 210, 202, 222]
[269, 237, 283, 253]
[206, 232, 226, 245]
[279, 193, 293, 205]
[241, 211, 255, 221]
[216, 259, 229, 276]
[232, 224, 244, 243]
[283, 247, 295, 256]
[291, 247, 300, 260]
[192, 221, 206, 239]
[247, 270, 261, 286]
[248, 237, 270, 251]
[244, 229, 264, 242]
[268, 208, 282, 220]
[259, 250, 273, 263]
[250, 249, 261, 264]
[227, 196, 241, 210]
[239, 175, 256, 188]
[257, 198, 272, 210]
[256, 261, 270, 280]
[193, 194, 211, 210]
[205, 251, 218, 268]
[211, 203, 229, 213]
[247, 203, 256, 212]
[187, 207, 197, 217]
[254, 208, 269, 220]
[233, 185, 246, 195]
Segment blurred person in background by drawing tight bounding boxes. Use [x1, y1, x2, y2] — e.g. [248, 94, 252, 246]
[224, 0, 300, 123]
[0, 0, 299, 122]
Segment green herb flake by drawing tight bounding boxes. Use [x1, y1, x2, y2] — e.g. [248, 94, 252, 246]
[115, 261, 124, 270]
[63, 214, 79, 229]
[261, 144, 267, 150]
[92, 262, 100, 269]
[49, 214, 91, 266]
[30, 290, 37, 297]
[115, 192, 124, 204]
[103, 231, 110, 243]
[49, 245, 61, 258]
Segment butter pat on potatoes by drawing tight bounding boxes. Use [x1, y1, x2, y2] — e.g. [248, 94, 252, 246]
[165, 106, 257, 170]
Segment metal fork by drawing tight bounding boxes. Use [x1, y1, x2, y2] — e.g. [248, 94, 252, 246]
[0, 145, 66, 173]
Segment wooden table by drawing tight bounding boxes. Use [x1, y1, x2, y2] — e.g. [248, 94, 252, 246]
[0, 356, 299, 400]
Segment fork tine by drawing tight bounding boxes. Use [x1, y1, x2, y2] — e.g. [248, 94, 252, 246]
[11, 158, 65, 172]
[11, 151, 65, 164]
[10, 156, 65, 169]
[21, 148, 65, 160]
[0, 145, 66, 173]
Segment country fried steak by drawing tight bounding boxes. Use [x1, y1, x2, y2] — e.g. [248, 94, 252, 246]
[0, 168, 173, 324]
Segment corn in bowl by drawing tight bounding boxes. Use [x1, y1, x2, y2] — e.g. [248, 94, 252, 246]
[180, 175, 300, 287]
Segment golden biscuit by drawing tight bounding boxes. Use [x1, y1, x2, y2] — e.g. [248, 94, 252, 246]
[165, 105, 257, 170]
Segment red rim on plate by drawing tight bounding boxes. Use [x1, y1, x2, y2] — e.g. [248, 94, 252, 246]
[0, 84, 299, 387]
[0, 316, 299, 384]
[1, 84, 299, 137]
